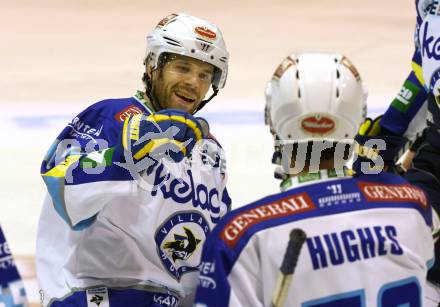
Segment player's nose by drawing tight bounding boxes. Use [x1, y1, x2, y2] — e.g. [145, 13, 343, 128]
[182, 75, 200, 93]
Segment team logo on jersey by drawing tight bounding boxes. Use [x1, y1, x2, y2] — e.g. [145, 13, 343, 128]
[156, 13, 178, 28]
[86, 287, 109, 307]
[194, 26, 217, 41]
[300, 114, 335, 135]
[155, 211, 210, 280]
[90, 295, 103, 306]
[163, 226, 202, 262]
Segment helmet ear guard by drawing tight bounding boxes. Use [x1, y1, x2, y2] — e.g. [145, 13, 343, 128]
[195, 87, 219, 112]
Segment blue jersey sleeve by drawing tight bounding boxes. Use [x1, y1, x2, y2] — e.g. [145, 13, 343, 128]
[40, 101, 120, 176]
[194, 230, 234, 307]
[40, 98, 147, 229]
[380, 5, 429, 137]
[380, 61, 428, 136]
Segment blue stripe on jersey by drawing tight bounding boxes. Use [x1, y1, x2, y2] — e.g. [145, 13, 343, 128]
[42, 176, 96, 230]
[42, 176, 72, 225]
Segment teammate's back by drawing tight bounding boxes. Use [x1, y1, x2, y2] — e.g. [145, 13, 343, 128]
[195, 172, 433, 306]
[194, 52, 437, 307]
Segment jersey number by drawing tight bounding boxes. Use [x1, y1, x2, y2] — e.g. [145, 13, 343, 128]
[302, 277, 420, 307]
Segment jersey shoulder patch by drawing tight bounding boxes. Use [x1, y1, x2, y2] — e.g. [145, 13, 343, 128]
[86, 97, 151, 122]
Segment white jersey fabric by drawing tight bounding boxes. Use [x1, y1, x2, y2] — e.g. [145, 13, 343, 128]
[418, 2, 440, 99]
[194, 170, 435, 307]
[36, 93, 231, 306]
[380, 0, 440, 141]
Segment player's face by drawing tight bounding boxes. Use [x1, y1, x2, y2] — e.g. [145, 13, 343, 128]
[152, 55, 214, 113]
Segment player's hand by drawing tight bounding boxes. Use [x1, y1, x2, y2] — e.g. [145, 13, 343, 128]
[121, 109, 209, 163]
[352, 116, 407, 175]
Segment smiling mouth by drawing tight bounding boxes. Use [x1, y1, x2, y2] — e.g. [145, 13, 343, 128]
[175, 92, 196, 103]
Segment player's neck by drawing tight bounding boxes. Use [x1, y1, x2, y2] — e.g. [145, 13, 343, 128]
[280, 167, 349, 192]
[280, 158, 349, 191]
[142, 91, 161, 112]
[294, 158, 335, 176]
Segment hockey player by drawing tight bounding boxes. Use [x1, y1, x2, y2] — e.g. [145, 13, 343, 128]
[370, 0, 432, 142]
[0, 226, 28, 306]
[355, 0, 440, 215]
[193, 53, 437, 307]
[36, 13, 230, 307]
[353, 0, 440, 295]
[355, 0, 440, 190]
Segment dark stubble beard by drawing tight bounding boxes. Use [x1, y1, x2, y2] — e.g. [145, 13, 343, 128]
[150, 68, 202, 114]
[149, 74, 164, 112]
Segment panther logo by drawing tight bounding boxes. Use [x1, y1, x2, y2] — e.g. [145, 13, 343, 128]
[90, 294, 103, 306]
[155, 211, 210, 280]
[163, 227, 201, 262]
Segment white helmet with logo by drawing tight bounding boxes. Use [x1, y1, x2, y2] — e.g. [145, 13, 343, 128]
[265, 52, 367, 146]
[145, 13, 228, 102]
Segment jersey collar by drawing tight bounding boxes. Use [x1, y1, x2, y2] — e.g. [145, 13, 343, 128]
[280, 168, 352, 192]
[133, 90, 155, 114]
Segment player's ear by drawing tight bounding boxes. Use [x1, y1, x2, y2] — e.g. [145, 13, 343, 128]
[146, 63, 154, 80]
[143, 56, 155, 80]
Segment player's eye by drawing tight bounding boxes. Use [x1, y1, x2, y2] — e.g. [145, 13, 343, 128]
[175, 64, 190, 73]
[199, 72, 212, 82]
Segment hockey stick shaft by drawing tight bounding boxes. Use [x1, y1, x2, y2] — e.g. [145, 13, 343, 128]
[270, 228, 307, 307]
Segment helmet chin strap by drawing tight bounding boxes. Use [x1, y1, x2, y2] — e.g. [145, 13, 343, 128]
[195, 87, 219, 113]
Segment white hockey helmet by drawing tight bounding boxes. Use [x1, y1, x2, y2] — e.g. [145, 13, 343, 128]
[146, 13, 228, 93]
[265, 52, 367, 146]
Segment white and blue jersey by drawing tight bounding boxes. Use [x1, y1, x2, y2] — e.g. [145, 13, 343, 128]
[36, 91, 231, 306]
[0, 226, 28, 307]
[194, 171, 435, 307]
[381, 0, 440, 147]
